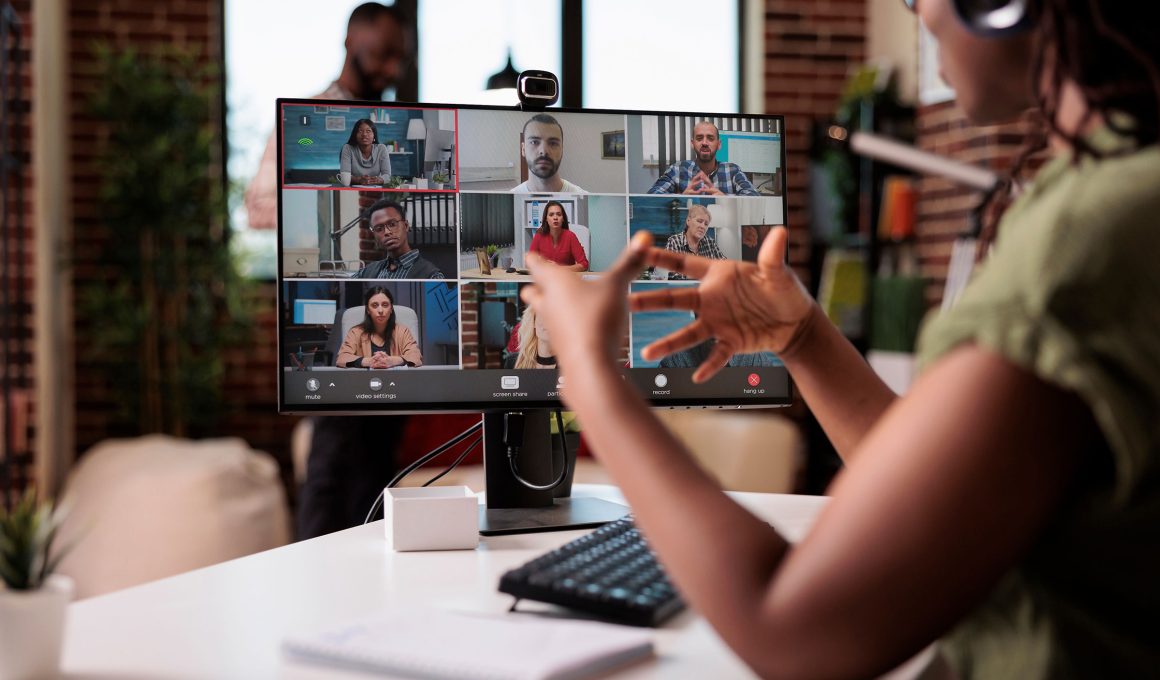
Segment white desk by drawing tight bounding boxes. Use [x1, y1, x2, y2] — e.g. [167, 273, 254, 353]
[60, 486, 930, 679]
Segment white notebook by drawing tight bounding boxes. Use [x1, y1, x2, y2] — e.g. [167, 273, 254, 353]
[283, 608, 655, 680]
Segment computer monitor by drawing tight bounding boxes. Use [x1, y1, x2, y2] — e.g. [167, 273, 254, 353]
[277, 98, 790, 534]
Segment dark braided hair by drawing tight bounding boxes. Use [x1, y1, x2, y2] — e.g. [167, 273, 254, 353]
[977, 0, 1160, 256]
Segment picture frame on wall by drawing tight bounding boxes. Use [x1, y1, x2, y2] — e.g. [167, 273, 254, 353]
[601, 130, 625, 159]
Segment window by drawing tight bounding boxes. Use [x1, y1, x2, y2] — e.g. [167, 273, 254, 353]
[418, 0, 561, 106]
[583, 0, 738, 112]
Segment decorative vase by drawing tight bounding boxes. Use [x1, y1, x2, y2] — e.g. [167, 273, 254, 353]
[0, 574, 74, 680]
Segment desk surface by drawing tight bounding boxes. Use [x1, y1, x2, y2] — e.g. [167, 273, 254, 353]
[61, 486, 930, 679]
[459, 266, 533, 281]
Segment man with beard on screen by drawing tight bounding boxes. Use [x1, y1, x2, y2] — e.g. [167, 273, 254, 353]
[512, 113, 588, 193]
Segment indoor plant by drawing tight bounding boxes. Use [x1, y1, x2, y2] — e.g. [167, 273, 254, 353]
[0, 490, 74, 680]
[82, 45, 252, 438]
[430, 171, 450, 190]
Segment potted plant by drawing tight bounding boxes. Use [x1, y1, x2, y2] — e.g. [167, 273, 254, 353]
[386, 175, 405, 189]
[486, 244, 500, 268]
[0, 490, 74, 679]
[430, 171, 450, 190]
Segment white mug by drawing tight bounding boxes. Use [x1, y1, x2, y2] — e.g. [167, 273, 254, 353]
[339, 171, 352, 186]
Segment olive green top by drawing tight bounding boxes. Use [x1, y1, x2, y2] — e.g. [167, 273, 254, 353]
[916, 128, 1160, 678]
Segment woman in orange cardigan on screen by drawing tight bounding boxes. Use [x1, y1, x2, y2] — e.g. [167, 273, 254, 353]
[336, 286, 422, 369]
[528, 200, 588, 272]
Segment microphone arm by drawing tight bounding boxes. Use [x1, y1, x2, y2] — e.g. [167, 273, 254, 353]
[330, 214, 363, 262]
[848, 131, 1000, 192]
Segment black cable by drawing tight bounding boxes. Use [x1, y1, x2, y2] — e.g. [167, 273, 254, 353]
[387, 421, 481, 489]
[362, 420, 482, 524]
[506, 410, 569, 492]
[422, 435, 481, 487]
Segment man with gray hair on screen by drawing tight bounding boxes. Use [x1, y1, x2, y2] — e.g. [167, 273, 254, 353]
[513, 113, 587, 193]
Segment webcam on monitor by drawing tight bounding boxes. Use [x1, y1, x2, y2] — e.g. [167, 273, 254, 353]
[517, 70, 558, 108]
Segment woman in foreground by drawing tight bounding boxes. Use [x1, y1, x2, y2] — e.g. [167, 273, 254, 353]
[522, 1, 1160, 676]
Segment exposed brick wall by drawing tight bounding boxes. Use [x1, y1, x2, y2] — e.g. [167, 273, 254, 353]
[1, 0, 33, 488]
[68, 0, 297, 477]
[762, 0, 867, 283]
[914, 102, 1042, 306]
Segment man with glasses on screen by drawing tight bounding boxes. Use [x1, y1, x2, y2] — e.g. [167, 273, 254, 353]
[244, 3, 414, 230]
[355, 198, 444, 279]
[513, 114, 588, 194]
[647, 120, 759, 196]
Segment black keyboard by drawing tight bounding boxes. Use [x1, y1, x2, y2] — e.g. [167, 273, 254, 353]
[498, 516, 685, 627]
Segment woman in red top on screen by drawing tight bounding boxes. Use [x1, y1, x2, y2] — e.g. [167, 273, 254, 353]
[528, 201, 588, 272]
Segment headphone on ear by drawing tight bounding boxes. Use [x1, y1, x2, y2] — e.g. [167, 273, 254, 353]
[952, 0, 1034, 37]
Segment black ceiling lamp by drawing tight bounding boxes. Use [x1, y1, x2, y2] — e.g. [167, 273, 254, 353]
[486, 51, 520, 91]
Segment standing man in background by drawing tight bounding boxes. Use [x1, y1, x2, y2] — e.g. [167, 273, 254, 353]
[256, 3, 418, 540]
[244, 3, 414, 229]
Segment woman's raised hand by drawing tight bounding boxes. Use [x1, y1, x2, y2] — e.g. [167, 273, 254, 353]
[521, 231, 651, 376]
[631, 226, 815, 383]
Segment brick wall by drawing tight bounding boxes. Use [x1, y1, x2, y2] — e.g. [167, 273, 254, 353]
[68, 0, 296, 476]
[914, 102, 1042, 306]
[762, 0, 867, 283]
[1, 0, 33, 488]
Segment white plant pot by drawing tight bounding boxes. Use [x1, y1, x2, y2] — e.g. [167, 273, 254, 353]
[0, 574, 74, 680]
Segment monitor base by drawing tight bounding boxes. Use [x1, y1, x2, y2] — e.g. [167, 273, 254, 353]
[478, 497, 628, 536]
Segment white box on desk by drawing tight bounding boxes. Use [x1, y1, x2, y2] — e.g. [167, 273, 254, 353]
[383, 486, 478, 551]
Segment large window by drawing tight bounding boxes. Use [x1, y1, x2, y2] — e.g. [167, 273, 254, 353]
[582, 0, 738, 112]
[226, 0, 740, 277]
[418, 0, 561, 105]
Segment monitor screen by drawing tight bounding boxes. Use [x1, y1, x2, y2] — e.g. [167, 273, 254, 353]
[277, 98, 790, 414]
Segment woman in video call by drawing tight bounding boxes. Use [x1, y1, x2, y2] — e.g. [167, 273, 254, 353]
[521, 0, 1160, 676]
[336, 286, 421, 369]
[665, 204, 722, 280]
[510, 305, 556, 370]
[339, 118, 392, 186]
[528, 200, 588, 272]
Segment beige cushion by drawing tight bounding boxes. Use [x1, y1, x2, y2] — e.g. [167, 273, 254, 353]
[656, 410, 801, 493]
[55, 435, 291, 599]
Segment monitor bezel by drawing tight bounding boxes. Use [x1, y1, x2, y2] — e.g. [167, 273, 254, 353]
[275, 96, 791, 415]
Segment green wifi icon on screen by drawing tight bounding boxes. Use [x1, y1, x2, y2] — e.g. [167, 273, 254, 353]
[297, 138, 314, 146]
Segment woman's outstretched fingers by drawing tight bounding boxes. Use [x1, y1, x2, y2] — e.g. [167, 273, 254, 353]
[629, 286, 701, 313]
[691, 341, 735, 384]
[758, 225, 789, 272]
[641, 319, 711, 361]
[641, 247, 711, 280]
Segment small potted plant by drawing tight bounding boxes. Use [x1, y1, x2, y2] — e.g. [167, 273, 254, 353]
[385, 175, 405, 190]
[430, 171, 450, 190]
[0, 489, 74, 680]
[486, 244, 500, 268]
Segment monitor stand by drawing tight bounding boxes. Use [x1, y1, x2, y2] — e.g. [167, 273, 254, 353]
[478, 410, 627, 536]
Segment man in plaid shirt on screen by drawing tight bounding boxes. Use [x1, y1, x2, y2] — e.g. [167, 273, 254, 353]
[647, 120, 759, 196]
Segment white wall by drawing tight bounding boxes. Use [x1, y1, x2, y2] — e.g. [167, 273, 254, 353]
[868, 0, 920, 105]
[457, 110, 628, 193]
[589, 195, 629, 271]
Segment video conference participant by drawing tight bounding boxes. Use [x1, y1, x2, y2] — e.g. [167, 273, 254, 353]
[665, 205, 723, 280]
[513, 114, 587, 194]
[528, 200, 589, 272]
[340, 118, 392, 185]
[336, 286, 422, 368]
[647, 121, 758, 196]
[245, 2, 413, 229]
[509, 305, 556, 369]
[355, 198, 445, 279]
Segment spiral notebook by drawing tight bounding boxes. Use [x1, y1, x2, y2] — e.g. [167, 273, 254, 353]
[283, 608, 655, 680]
